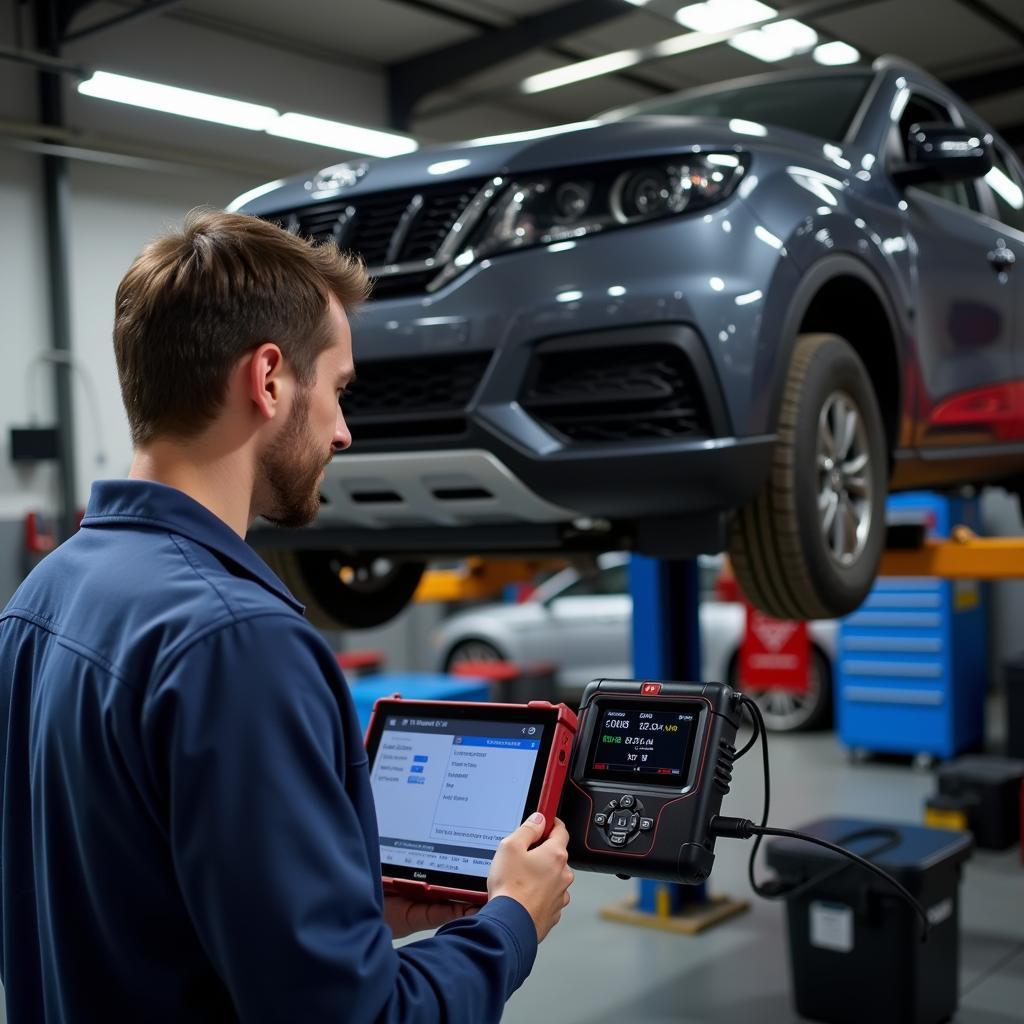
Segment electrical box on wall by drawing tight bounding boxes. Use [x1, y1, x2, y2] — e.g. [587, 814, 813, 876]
[9, 427, 59, 462]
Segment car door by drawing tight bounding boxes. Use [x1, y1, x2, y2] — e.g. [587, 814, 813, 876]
[538, 563, 632, 685]
[889, 90, 1018, 451]
[975, 140, 1024, 391]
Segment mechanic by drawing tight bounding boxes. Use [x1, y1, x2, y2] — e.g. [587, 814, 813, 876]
[0, 210, 574, 1023]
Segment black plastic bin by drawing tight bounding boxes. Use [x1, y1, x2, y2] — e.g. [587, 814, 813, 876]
[936, 755, 1024, 850]
[765, 817, 973, 1024]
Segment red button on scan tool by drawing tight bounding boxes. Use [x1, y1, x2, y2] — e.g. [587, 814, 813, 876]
[641, 682, 662, 695]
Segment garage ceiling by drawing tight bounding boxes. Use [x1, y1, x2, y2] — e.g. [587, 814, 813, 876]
[59, 0, 1024, 151]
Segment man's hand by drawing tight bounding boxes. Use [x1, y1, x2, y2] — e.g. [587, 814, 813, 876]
[383, 894, 477, 939]
[487, 812, 574, 942]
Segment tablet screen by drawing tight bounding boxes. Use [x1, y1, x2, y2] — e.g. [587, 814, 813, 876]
[368, 704, 555, 890]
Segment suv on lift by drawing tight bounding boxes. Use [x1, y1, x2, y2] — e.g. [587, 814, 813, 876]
[236, 56, 1024, 629]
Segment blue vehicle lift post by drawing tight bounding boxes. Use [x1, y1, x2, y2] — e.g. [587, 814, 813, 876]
[597, 554, 749, 933]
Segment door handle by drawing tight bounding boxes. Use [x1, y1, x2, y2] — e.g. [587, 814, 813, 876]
[987, 246, 1016, 272]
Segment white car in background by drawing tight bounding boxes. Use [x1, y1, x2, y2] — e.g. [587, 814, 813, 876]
[431, 555, 837, 732]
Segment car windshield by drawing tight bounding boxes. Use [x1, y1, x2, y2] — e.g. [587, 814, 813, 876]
[605, 73, 873, 143]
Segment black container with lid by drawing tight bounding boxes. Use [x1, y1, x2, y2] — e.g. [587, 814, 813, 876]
[937, 755, 1024, 850]
[765, 817, 972, 1024]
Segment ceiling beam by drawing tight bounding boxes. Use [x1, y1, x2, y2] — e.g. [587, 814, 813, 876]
[949, 0, 1024, 51]
[947, 59, 1024, 103]
[388, 0, 633, 130]
[62, 0, 185, 44]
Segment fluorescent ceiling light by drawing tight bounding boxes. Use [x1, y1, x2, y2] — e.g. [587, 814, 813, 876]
[268, 113, 417, 157]
[79, 70, 418, 158]
[730, 19, 818, 62]
[813, 40, 860, 65]
[519, 2, 789, 95]
[675, 0, 774, 32]
[78, 71, 278, 130]
[522, 51, 642, 94]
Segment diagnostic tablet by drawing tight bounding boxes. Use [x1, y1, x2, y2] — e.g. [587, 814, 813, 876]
[365, 699, 578, 904]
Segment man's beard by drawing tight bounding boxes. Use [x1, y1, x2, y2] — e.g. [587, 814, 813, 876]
[258, 388, 331, 529]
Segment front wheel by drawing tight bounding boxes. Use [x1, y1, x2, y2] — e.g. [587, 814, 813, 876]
[728, 332, 888, 620]
[258, 549, 425, 630]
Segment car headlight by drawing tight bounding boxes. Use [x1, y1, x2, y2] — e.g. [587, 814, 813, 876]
[464, 153, 746, 262]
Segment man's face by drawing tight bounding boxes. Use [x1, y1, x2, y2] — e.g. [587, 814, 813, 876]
[259, 297, 354, 528]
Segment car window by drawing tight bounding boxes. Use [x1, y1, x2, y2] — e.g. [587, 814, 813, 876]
[981, 145, 1024, 233]
[898, 93, 980, 212]
[609, 74, 872, 143]
[555, 563, 628, 599]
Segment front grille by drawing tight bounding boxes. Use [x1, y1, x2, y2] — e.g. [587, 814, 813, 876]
[343, 352, 492, 442]
[522, 343, 712, 444]
[263, 179, 486, 299]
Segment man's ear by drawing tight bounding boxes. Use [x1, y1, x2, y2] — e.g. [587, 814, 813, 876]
[248, 342, 288, 421]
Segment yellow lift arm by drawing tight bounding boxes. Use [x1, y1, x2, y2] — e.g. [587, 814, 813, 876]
[879, 526, 1024, 579]
[414, 557, 567, 603]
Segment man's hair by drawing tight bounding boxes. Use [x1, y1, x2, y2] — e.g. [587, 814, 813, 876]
[113, 208, 369, 445]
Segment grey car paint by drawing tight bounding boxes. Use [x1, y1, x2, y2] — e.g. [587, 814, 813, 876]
[238, 59, 1024, 550]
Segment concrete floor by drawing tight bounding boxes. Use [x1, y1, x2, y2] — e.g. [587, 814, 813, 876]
[501, 726, 1024, 1024]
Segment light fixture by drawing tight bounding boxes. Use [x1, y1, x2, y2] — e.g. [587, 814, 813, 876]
[675, 0, 774, 32]
[77, 71, 278, 130]
[730, 19, 818, 62]
[78, 70, 418, 158]
[813, 40, 860, 65]
[268, 113, 417, 157]
[521, 51, 643, 94]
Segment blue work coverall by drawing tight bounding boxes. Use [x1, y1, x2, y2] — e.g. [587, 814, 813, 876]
[0, 480, 537, 1022]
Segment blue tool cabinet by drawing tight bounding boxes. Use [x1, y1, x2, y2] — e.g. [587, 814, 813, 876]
[836, 493, 988, 759]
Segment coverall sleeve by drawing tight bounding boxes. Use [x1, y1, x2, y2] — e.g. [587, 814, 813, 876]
[141, 613, 537, 1023]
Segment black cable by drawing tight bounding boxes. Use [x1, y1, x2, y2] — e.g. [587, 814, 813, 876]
[714, 695, 930, 943]
[732, 697, 759, 761]
[749, 826, 929, 941]
[761, 827, 902, 903]
[744, 695, 771, 900]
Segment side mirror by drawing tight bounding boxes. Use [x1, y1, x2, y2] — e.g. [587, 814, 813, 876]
[891, 122, 993, 186]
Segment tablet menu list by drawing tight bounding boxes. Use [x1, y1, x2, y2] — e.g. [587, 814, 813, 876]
[370, 715, 544, 878]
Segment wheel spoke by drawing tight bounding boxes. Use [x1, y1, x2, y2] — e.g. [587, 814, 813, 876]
[821, 490, 839, 533]
[842, 497, 860, 556]
[819, 415, 837, 460]
[845, 474, 869, 497]
[838, 405, 858, 460]
[843, 452, 868, 476]
[833, 497, 847, 558]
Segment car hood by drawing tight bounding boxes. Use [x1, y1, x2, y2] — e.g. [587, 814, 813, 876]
[236, 115, 823, 215]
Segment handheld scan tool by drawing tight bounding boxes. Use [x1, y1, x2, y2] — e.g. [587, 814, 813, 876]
[561, 679, 740, 883]
[365, 699, 577, 904]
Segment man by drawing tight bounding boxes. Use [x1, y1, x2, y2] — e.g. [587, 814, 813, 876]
[0, 211, 574, 1022]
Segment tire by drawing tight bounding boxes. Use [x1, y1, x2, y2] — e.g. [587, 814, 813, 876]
[444, 639, 505, 673]
[258, 549, 425, 630]
[731, 646, 833, 733]
[728, 332, 888, 620]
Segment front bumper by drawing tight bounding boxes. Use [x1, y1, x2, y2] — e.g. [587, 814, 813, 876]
[266, 206, 783, 553]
